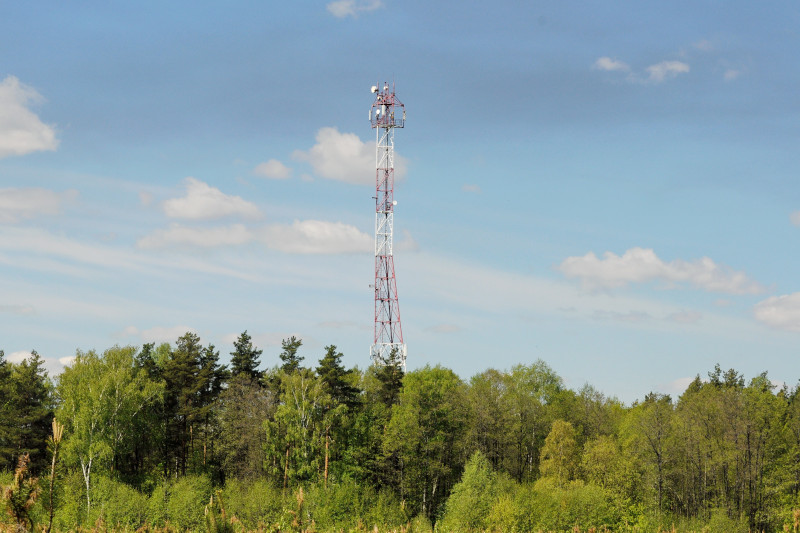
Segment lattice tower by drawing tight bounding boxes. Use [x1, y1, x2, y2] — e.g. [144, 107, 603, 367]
[369, 82, 406, 369]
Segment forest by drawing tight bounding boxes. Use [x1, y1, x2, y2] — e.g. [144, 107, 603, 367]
[1, 332, 800, 532]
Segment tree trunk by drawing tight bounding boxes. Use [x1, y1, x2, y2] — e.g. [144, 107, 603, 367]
[283, 444, 290, 489]
[324, 430, 330, 488]
[80, 458, 92, 513]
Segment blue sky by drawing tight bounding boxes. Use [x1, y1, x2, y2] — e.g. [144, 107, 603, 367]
[2, 1, 800, 402]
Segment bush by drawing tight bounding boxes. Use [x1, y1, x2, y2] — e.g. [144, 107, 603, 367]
[221, 477, 285, 529]
[147, 474, 212, 530]
[512, 478, 622, 532]
[90, 474, 149, 529]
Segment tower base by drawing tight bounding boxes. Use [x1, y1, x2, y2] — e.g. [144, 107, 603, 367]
[370, 342, 407, 370]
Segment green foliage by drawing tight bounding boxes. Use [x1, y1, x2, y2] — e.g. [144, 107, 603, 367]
[514, 478, 622, 532]
[57, 346, 162, 512]
[316, 345, 359, 409]
[89, 474, 149, 529]
[7, 343, 800, 533]
[279, 336, 304, 374]
[147, 474, 212, 531]
[385, 365, 470, 519]
[220, 478, 285, 530]
[2, 453, 41, 531]
[0, 351, 54, 474]
[539, 419, 579, 484]
[230, 330, 262, 382]
[438, 451, 497, 532]
[217, 375, 274, 480]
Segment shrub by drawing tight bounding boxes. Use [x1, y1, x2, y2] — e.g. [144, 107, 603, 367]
[90, 474, 148, 529]
[221, 477, 285, 530]
[147, 474, 212, 531]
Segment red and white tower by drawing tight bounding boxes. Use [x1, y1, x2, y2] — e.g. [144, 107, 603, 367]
[369, 82, 406, 368]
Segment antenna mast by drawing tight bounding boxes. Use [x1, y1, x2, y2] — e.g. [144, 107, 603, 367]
[369, 81, 407, 369]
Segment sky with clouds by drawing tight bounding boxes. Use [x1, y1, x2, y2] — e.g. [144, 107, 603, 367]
[2, 1, 800, 402]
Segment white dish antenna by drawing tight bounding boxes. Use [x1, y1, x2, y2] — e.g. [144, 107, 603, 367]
[371, 85, 378, 93]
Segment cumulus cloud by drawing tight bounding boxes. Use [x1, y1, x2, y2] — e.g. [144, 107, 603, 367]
[790, 211, 800, 226]
[254, 159, 292, 179]
[0, 76, 58, 158]
[0, 187, 77, 223]
[137, 223, 252, 249]
[592, 57, 630, 72]
[645, 61, 690, 83]
[326, 0, 383, 18]
[558, 247, 763, 294]
[163, 177, 260, 220]
[293, 127, 406, 185]
[59, 356, 76, 366]
[754, 293, 800, 332]
[259, 220, 372, 254]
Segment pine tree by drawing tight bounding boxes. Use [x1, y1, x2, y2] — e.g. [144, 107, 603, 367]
[279, 336, 304, 373]
[316, 345, 359, 408]
[162, 332, 205, 476]
[230, 331, 262, 381]
[374, 347, 404, 408]
[0, 350, 14, 470]
[7, 351, 53, 473]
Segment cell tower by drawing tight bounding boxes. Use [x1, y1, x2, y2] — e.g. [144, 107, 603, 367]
[369, 81, 407, 369]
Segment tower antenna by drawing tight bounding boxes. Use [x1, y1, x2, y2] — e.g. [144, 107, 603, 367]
[369, 81, 407, 369]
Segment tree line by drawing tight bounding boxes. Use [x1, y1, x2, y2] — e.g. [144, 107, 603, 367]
[2, 334, 800, 532]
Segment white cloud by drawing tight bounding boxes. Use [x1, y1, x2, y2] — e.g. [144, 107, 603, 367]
[558, 247, 763, 294]
[462, 184, 482, 193]
[592, 57, 630, 72]
[593, 57, 689, 84]
[790, 211, 800, 226]
[163, 177, 260, 220]
[0, 187, 77, 223]
[138, 219, 374, 255]
[292, 127, 407, 185]
[59, 356, 75, 366]
[754, 293, 800, 332]
[0, 226, 261, 282]
[8, 350, 32, 363]
[645, 61, 690, 83]
[254, 159, 292, 179]
[0, 76, 58, 158]
[326, 0, 383, 18]
[137, 223, 252, 249]
[660, 376, 697, 397]
[259, 220, 372, 254]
